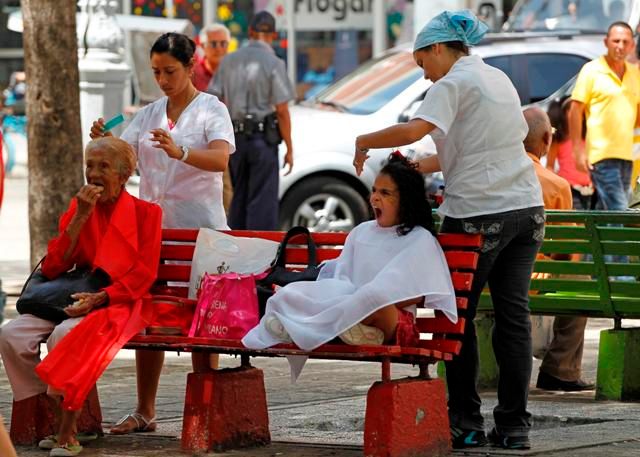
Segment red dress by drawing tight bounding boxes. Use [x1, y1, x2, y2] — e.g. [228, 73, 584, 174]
[35, 190, 162, 411]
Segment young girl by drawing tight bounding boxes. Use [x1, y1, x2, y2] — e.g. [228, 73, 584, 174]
[242, 153, 457, 359]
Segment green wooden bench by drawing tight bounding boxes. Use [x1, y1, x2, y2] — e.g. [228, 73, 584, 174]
[469, 210, 640, 401]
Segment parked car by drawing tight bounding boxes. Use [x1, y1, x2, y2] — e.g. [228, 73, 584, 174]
[278, 34, 602, 231]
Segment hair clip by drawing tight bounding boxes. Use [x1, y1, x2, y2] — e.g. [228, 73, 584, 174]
[391, 150, 404, 158]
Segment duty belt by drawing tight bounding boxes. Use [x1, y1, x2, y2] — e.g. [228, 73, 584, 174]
[232, 119, 266, 135]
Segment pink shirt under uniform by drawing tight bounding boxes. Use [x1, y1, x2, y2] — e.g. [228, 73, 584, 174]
[555, 140, 591, 187]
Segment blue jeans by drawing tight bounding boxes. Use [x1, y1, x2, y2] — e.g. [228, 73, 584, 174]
[440, 206, 545, 437]
[591, 159, 632, 211]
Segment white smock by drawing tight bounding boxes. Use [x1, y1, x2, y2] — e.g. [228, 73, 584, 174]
[242, 221, 457, 380]
[121, 93, 235, 229]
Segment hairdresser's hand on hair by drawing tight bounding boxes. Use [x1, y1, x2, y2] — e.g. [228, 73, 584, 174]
[150, 128, 181, 160]
[353, 138, 370, 176]
[89, 118, 113, 139]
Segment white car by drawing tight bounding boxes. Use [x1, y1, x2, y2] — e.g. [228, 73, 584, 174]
[278, 34, 603, 231]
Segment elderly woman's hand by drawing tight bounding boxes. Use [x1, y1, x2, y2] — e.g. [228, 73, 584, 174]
[65, 291, 108, 317]
[150, 128, 182, 160]
[89, 118, 113, 139]
[75, 184, 103, 219]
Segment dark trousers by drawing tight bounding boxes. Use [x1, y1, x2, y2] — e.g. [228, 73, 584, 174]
[228, 133, 279, 230]
[441, 206, 545, 437]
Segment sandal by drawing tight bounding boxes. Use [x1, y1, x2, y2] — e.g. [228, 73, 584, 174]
[110, 412, 157, 435]
[39, 432, 98, 450]
[49, 443, 83, 456]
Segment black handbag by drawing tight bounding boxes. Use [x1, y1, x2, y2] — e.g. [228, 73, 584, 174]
[16, 258, 111, 323]
[256, 226, 321, 315]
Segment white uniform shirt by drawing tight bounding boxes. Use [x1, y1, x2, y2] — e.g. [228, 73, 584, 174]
[413, 55, 543, 218]
[122, 93, 235, 229]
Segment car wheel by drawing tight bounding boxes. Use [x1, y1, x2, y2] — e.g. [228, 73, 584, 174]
[279, 177, 370, 232]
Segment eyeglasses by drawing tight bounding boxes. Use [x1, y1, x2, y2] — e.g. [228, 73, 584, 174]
[208, 40, 228, 48]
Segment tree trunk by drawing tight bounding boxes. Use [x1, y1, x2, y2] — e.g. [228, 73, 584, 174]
[22, 0, 84, 267]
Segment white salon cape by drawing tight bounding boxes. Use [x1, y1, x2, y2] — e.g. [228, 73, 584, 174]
[242, 221, 457, 381]
[121, 93, 235, 229]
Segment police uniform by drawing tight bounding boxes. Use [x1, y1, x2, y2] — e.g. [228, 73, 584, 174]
[209, 38, 294, 230]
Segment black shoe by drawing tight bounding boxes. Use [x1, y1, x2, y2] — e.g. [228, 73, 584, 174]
[450, 426, 488, 449]
[536, 371, 595, 392]
[488, 428, 531, 450]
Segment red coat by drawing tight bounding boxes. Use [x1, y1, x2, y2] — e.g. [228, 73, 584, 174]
[36, 190, 162, 410]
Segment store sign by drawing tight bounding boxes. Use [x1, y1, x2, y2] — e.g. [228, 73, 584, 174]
[267, 0, 374, 30]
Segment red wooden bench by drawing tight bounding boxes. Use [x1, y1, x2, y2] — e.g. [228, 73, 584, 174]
[11, 229, 481, 456]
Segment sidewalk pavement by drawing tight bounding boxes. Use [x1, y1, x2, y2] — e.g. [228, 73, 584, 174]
[1, 177, 640, 456]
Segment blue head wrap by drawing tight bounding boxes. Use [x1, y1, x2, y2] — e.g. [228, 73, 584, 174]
[413, 9, 489, 52]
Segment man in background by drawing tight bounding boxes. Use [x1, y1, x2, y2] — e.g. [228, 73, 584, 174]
[570, 21, 640, 211]
[194, 23, 234, 213]
[523, 107, 593, 392]
[210, 11, 294, 230]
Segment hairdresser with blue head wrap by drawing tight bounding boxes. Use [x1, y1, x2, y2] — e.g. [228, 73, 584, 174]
[354, 10, 544, 451]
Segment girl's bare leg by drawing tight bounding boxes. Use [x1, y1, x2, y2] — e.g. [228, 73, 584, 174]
[362, 305, 399, 343]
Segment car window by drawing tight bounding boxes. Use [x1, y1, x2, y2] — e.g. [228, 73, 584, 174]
[526, 53, 588, 102]
[485, 55, 528, 103]
[506, 0, 634, 33]
[313, 51, 422, 115]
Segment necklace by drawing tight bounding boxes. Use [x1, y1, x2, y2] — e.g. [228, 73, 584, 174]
[167, 89, 199, 127]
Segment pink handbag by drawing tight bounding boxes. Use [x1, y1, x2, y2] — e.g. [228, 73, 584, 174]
[188, 272, 262, 339]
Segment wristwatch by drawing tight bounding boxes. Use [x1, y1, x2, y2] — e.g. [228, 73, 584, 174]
[179, 145, 189, 162]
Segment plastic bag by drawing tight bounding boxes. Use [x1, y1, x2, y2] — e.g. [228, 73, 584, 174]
[188, 272, 262, 339]
[188, 228, 278, 299]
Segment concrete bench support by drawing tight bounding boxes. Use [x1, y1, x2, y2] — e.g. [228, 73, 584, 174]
[181, 366, 271, 452]
[596, 328, 640, 401]
[364, 377, 451, 457]
[10, 386, 103, 445]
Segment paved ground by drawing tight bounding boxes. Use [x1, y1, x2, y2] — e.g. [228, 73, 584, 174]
[2, 176, 640, 456]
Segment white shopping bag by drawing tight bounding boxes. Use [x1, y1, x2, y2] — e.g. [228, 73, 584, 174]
[188, 229, 279, 299]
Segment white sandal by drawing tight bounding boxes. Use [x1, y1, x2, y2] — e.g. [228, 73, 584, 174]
[110, 412, 157, 435]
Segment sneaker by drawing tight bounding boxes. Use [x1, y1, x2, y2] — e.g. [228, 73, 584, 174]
[339, 323, 384, 345]
[450, 426, 488, 449]
[488, 428, 531, 450]
[264, 316, 292, 343]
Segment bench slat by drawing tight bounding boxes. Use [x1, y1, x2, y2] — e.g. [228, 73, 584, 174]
[416, 316, 466, 334]
[437, 233, 483, 248]
[451, 272, 474, 292]
[444, 251, 479, 270]
[417, 339, 462, 355]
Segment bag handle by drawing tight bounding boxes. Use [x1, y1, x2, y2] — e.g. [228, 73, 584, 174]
[19, 256, 45, 296]
[273, 226, 318, 268]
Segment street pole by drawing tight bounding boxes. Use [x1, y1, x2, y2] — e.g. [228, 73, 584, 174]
[372, 0, 386, 57]
[286, 0, 296, 86]
[203, 0, 218, 27]
[165, 0, 174, 18]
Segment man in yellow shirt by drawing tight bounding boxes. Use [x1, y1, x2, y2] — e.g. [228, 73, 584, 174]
[569, 21, 640, 211]
[523, 107, 593, 392]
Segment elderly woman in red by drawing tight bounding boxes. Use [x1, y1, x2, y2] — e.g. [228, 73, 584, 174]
[0, 137, 162, 456]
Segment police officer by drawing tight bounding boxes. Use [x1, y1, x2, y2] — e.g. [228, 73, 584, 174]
[209, 11, 294, 230]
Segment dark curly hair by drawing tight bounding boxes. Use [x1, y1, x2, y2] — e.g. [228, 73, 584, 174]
[379, 153, 435, 236]
[150, 32, 196, 67]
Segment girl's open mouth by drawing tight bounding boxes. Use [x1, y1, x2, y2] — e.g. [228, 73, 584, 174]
[373, 207, 382, 218]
